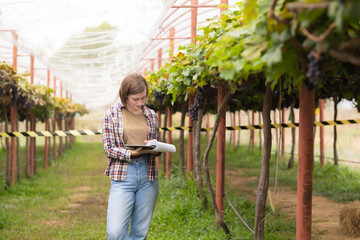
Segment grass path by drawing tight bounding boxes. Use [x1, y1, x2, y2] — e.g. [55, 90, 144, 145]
[0, 142, 109, 239]
[226, 168, 360, 240]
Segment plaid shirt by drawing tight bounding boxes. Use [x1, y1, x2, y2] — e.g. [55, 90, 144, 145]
[102, 103, 159, 181]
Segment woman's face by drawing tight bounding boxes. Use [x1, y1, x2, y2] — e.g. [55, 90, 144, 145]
[125, 90, 147, 114]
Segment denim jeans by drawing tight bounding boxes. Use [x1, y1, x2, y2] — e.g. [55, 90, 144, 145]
[107, 156, 159, 240]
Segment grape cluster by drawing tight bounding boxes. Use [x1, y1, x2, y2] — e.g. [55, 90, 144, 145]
[189, 86, 208, 121]
[153, 90, 164, 106]
[306, 52, 324, 90]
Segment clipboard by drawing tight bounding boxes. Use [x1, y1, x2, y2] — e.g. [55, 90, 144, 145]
[125, 144, 156, 150]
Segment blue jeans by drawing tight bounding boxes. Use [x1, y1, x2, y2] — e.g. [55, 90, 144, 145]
[107, 156, 159, 240]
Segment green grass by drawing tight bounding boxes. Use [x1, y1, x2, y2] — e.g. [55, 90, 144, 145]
[150, 173, 295, 240]
[224, 143, 360, 203]
[0, 142, 108, 239]
[0, 139, 297, 239]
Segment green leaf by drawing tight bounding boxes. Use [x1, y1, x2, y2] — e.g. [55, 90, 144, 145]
[241, 41, 268, 61]
[219, 66, 236, 80]
[262, 44, 283, 67]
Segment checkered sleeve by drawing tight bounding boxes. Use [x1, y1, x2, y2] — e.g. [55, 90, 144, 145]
[102, 110, 132, 163]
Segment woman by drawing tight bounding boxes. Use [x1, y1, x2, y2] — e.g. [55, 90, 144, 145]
[102, 73, 160, 240]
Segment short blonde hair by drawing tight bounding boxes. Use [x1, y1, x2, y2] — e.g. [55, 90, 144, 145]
[119, 73, 148, 104]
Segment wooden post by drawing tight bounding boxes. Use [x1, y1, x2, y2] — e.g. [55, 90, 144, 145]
[296, 85, 315, 240]
[319, 99, 325, 166]
[166, 107, 172, 179]
[282, 107, 286, 161]
[215, 0, 228, 219]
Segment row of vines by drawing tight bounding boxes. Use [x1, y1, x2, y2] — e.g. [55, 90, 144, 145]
[145, 0, 360, 239]
[0, 61, 88, 187]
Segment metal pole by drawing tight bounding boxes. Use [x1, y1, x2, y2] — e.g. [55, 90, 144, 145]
[150, 59, 154, 73]
[319, 99, 325, 166]
[29, 55, 35, 176]
[60, 81, 63, 98]
[296, 84, 315, 240]
[150, 59, 161, 169]
[187, 0, 198, 175]
[166, 107, 172, 179]
[44, 70, 50, 168]
[282, 107, 286, 161]
[29, 112, 35, 176]
[169, 27, 175, 56]
[165, 28, 175, 179]
[157, 49, 162, 71]
[232, 112, 236, 147]
[54, 76, 57, 97]
[10, 105, 16, 185]
[187, 95, 194, 173]
[251, 110, 255, 148]
[191, 0, 198, 43]
[53, 76, 57, 159]
[30, 55, 34, 84]
[10, 31, 18, 186]
[12, 31, 18, 68]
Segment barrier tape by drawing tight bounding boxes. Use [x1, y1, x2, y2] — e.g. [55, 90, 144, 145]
[1, 119, 359, 138]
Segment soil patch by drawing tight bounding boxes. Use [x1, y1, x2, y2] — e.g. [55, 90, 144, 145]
[226, 168, 360, 240]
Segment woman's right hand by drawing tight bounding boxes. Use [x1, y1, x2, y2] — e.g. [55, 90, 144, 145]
[131, 147, 153, 157]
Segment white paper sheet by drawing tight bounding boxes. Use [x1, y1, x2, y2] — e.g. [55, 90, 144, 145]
[147, 140, 176, 153]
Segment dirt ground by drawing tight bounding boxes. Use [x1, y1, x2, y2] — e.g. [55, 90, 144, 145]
[226, 169, 360, 240]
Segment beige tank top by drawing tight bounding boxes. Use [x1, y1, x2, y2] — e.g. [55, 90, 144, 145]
[122, 107, 148, 145]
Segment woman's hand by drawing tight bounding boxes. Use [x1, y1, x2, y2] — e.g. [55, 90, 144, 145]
[131, 140, 158, 157]
[131, 147, 154, 157]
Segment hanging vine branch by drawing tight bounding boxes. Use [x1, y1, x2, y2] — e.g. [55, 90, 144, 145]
[268, 0, 288, 23]
[254, 83, 273, 240]
[287, 2, 331, 11]
[329, 49, 360, 67]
